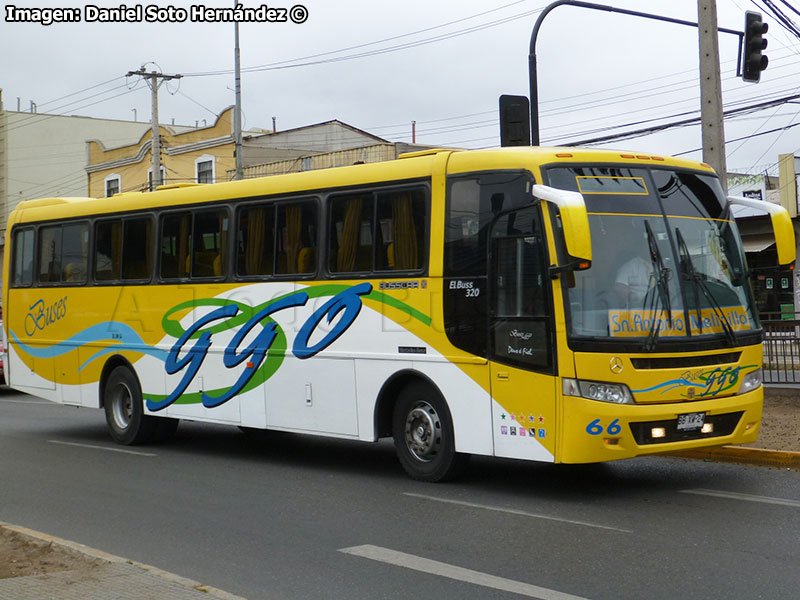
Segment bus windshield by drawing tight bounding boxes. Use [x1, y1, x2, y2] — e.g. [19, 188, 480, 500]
[544, 165, 757, 348]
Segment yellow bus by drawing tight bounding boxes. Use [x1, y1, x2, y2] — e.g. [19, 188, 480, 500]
[3, 147, 794, 481]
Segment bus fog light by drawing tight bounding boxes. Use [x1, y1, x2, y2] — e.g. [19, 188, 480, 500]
[739, 369, 762, 394]
[701, 423, 714, 434]
[651, 427, 667, 439]
[562, 378, 634, 404]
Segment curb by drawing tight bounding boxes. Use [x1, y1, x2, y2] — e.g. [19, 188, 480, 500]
[0, 522, 247, 600]
[668, 446, 800, 470]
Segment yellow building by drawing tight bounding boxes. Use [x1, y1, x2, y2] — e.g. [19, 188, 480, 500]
[87, 107, 238, 197]
[86, 107, 400, 198]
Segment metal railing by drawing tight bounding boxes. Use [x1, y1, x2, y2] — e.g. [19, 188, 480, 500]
[762, 313, 800, 385]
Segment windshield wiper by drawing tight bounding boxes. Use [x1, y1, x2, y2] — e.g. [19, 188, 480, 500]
[675, 228, 703, 333]
[644, 222, 673, 350]
[675, 227, 737, 346]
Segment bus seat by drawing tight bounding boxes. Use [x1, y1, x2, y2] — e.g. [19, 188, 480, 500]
[64, 262, 85, 282]
[213, 254, 222, 276]
[297, 247, 315, 273]
[387, 242, 394, 269]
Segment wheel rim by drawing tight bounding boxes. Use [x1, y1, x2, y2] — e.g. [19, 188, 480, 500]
[110, 381, 134, 430]
[404, 401, 442, 462]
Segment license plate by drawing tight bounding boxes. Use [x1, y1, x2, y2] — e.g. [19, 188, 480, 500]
[677, 412, 705, 432]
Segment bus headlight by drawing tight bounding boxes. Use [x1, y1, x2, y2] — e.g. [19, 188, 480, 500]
[739, 368, 762, 394]
[562, 378, 635, 404]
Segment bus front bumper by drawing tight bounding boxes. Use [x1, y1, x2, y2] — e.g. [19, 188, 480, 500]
[558, 387, 763, 464]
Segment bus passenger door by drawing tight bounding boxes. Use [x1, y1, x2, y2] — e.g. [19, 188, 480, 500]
[488, 207, 558, 462]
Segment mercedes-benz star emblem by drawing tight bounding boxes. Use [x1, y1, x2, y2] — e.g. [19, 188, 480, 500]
[610, 357, 624, 374]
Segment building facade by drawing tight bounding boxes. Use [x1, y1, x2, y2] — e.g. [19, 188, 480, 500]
[731, 154, 800, 318]
[0, 89, 152, 268]
[86, 106, 240, 196]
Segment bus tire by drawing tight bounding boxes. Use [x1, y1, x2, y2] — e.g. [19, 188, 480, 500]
[392, 382, 469, 482]
[103, 366, 158, 445]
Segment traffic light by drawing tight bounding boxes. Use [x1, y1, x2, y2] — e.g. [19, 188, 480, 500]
[499, 95, 531, 147]
[742, 11, 768, 83]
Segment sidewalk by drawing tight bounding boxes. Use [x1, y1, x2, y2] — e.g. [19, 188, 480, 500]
[668, 386, 800, 469]
[0, 523, 247, 600]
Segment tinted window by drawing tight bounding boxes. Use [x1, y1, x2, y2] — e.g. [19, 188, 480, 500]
[12, 228, 34, 287]
[444, 172, 533, 277]
[122, 218, 152, 280]
[276, 201, 317, 275]
[376, 189, 426, 271]
[39, 223, 88, 284]
[328, 187, 427, 275]
[237, 205, 276, 277]
[95, 221, 122, 281]
[192, 210, 227, 278]
[329, 193, 373, 273]
[160, 213, 191, 280]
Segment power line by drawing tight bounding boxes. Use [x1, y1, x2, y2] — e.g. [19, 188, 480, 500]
[557, 92, 800, 146]
[676, 120, 800, 157]
[184, 5, 543, 77]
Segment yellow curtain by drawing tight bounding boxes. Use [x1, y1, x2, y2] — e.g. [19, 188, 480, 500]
[391, 193, 417, 270]
[337, 197, 362, 272]
[285, 205, 302, 273]
[246, 208, 266, 274]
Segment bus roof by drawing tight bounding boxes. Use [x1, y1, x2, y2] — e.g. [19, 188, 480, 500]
[8, 146, 716, 227]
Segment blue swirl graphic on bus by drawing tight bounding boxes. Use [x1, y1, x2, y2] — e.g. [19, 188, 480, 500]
[148, 282, 372, 412]
[632, 365, 757, 398]
[9, 282, 423, 412]
[9, 322, 169, 367]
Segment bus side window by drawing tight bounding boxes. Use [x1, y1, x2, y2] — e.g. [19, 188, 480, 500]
[62, 223, 89, 283]
[237, 205, 276, 277]
[160, 213, 191, 280]
[328, 193, 373, 273]
[39, 226, 63, 283]
[375, 189, 425, 271]
[95, 220, 122, 281]
[122, 218, 153, 280]
[12, 228, 34, 287]
[37, 223, 88, 284]
[192, 210, 227, 278]
[276, 200, 317, 275]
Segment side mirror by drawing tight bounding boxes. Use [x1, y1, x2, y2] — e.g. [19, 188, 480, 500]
[728, 195, 796, 266]
[532, 184, 592, 263]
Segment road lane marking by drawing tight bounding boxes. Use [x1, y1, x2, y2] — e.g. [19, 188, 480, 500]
[404, 492, 632, 533]
[680, 488, 800, 508]
[339, 545, 591, 600]
[47, 440, 157, 457]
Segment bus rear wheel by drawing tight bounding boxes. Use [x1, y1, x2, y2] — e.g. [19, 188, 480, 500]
[104, 366, 161, 445]
[392, 382, 469, 482]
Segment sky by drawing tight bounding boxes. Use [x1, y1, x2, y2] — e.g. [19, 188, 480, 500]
[1, 0, 799, 176]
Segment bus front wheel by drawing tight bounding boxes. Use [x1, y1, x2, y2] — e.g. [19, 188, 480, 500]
[392, 382, 469, 482]
[104, 366, 160, 445]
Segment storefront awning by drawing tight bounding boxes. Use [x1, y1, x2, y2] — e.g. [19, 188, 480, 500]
[742, 235, 776, 253]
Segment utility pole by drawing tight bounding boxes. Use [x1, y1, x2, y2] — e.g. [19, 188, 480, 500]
[126, 67, 182, 190]
[233, 1, 244, 180]
[698, 0, 728, 194]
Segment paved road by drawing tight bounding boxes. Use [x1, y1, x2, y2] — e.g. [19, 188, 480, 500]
[1, 387, 799, 600]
